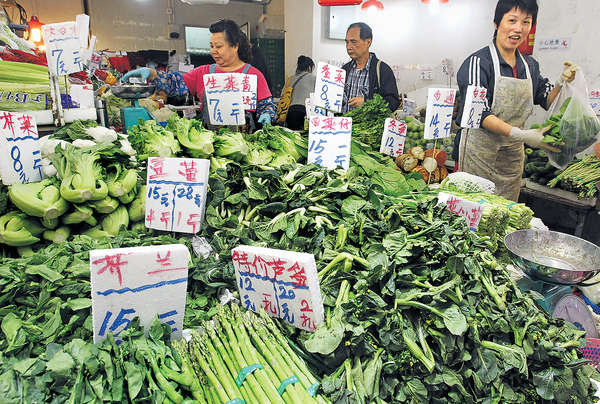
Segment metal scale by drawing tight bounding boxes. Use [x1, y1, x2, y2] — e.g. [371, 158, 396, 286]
[110, 84, 156, 132]
[505, 229, 600, 337]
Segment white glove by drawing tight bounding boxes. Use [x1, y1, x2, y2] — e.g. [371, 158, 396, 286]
[509, 125, 561, 152]
[559, 61, 578, 85]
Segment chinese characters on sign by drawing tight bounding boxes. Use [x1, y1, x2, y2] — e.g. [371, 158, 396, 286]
[0, 111, 43, 185]
[590, 89, 600, 116]
[308, 116, 352, 170]
[231, 245, 324, 332]
[424, 88, 457, 140]
[537, 38, 571, 50]
[379, 118, 407, 157]
[438, 192, 483, 231]
[41, 21, 84, 76]
[314, 62, 346, 113]
[241, 74, 257, 111]
[90, 244, 190, 343]
[145, 157, 210, 234]
[203, 73, 246, 126]
[460, 85, 488, 129]
[305, 95, 332, 118]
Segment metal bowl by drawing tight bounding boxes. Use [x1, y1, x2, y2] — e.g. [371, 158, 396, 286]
[111, 84, 155, 100]
[504, 229, 600, 286]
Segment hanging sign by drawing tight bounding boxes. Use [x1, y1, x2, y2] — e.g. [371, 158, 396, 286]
[438, 192, 483, 231]
[424, 88, 456, 139]
[460, 85, 488, 128]
[0, 111, 43, 185]
[379, 118, 407, 157]
[232, 245, 324, 331]
[145, 157, 210, 234]
[314, 62, 346, 113]
[90, 244, 189, 343]
[203, 73, 245, 126]
[308, 116, 352, 170]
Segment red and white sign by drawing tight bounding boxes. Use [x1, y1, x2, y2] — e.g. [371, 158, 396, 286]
[424, 88, 456, 139]
[0, 111, 43, 185]
[314, 62, 346, 113]
[308, 116, 352, 170]
[438, 192, 483, 231]
[90, 244, 190, 343]
[460, 85, 488, 129]
[379, 118, 407, 157]
[232, 245, 324, 332]
[145, 157, 210, 234]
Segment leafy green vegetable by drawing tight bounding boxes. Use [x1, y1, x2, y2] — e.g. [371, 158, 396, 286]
[128, 119, 181, 160]
[343, 94, 391, 145]
[167, 114, 214, 158]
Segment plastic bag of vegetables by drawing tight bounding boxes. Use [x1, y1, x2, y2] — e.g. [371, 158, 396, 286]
[545, 70, 600, 169]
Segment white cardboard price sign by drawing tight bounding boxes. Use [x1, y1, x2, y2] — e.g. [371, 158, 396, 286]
[241, 74, 257, 111]
[438, 192, 483, 231]
[424, 88, 457, 139]
[305, 94, 332, 118]
[314, 62, 346, 113]
[590, 89, 600, 116]
[308, 116, 352, 170]
[42, 21, 83, 76]
[379, 118, 407, 157]
[460, 85, 488, 128]
[232, 245, 324, 331]
[90, 244, 190, 343]
[203, 73, 245, 126]
[0, 111, 43, 185]
[145, 157, 210, 234]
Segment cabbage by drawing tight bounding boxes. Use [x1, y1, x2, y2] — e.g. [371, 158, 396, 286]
[214, 131, 249, 162]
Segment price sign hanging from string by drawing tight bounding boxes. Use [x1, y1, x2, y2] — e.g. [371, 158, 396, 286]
[460, 85, 488, 128]
[314, 62, 346, 113]
[424, 88, 457, 139]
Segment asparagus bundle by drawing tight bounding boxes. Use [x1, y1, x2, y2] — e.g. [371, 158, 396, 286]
[185, 304, 329, 404]
[548, 155, 600, 199]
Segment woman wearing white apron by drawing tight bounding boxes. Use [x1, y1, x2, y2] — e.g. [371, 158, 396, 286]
[456, 0, 577, 201]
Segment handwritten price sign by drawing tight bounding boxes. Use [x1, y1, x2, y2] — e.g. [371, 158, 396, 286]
[379, 118, 407, 157]
[0, 111, 43, 185]
[314, 62, 346, 113]
[590, 89, 600, 116]
[424, 88, 456, 139]
[308, 116, 352, 170]
[145, 157, 209, 234]
[241, 74, 257, 111]
[90, 244, 190, 343]
[232, 245, 324, 332]
[42, 22, 83, 76]
[203, 73, 245, 126]
[460, 85, 488, 129]
[305, 95, 332, 118]
[438, 192, 483, 231]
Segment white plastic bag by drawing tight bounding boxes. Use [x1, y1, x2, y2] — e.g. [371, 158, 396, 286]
[546, 71, 600, 169]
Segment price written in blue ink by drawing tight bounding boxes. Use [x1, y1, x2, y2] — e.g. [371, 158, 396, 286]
[379, 118, 407, 157]
[0, 111, 43, 185]
[145, 157, 210, 234]
[90, 244, 190, 343]
[314, 62, 346, 113]
[460, 85, 488, 129]
[203, 73, 246, 126]
[308, 116, 352, 170]
[424, 88, 457, 139]
[232, 246, 324, 332]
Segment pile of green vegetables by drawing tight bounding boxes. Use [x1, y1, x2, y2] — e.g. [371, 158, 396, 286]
[523, 148, 561, 186]
[343, 94, 391, 146]
[192, 162, 596, 403]
[128, 114, 308, 171]
[0, 121, 145, 250]
[548, 155, 600, 199]
[403, 115, 428, 150]
[531, 97, 571, 147]
[0, 304, 326, 404]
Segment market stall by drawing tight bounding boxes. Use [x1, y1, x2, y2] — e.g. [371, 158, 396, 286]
[1, 2, 600, 404]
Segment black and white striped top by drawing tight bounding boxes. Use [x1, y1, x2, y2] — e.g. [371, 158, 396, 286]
[455, 42, 553, 125]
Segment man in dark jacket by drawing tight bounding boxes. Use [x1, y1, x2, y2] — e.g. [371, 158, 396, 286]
[341, 22, 400, 113]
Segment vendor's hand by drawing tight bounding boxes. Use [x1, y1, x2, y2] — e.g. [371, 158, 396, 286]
[120, 67, 152, 83]
[258, 113, 271, 125]
[509, 125, 561, 152]
[560, 61, 578, 84]
[348, 96, 365, 108]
